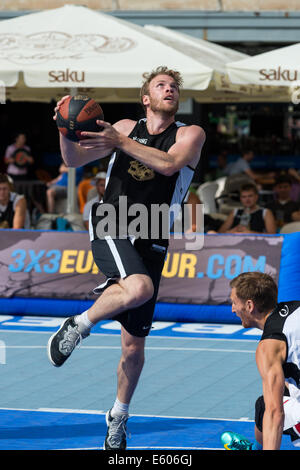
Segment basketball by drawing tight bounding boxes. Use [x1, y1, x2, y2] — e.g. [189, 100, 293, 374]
[56, 95, 104, 142]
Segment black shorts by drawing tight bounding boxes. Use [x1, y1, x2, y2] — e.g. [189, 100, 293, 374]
[91, 238, 167, 338]
[255, 389, 300, 444]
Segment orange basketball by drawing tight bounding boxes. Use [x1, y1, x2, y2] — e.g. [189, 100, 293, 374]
[56, 95, 104, 142]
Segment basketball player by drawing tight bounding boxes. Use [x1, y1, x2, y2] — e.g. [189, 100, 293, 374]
[221, 272, 300, 450]
[47, 66, 206, 449]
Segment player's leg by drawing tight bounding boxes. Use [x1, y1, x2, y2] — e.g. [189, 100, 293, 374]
[47, 238, 152, 367]
[46, 186, 56, 213]
[104, 327, 145, 450]
[103, 245, 166, 450]
[47, 273, 153, 367]
[87, 273, 154, 324]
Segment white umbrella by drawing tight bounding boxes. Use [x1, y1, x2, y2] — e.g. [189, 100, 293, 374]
[143, 25, 292, 103]
[226, 43, 300, 102]
[144, 25, 248, 93]
[0, 4, 215, 103]
[0, 4, 216, 214]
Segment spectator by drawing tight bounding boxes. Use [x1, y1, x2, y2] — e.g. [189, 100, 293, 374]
[287, 168, 300, 201]
[225, 149, 275, 184]
[46, 163, 83, 213]
[266, 174, 300, 230]
[77, 176, 94, 214]
[218, 183, 276, 234]
[83, 172, 106, 230]
[0, 173, 30, 229]
[206, 151, 228, 181]
[4, 132, 34, 181]
[185, 189, 223, 234]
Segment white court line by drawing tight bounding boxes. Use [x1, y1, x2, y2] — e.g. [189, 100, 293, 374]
[0, 406, 254, 422]
[1, 345, 255, 353]
[0, 329, 260, 343]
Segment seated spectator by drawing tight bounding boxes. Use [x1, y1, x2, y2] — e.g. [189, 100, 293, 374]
[218, 183, 276, 234]
[206, 151, 228, 181]
[185, 189, 223, 234]
[82, 172, 106, 230]
[287, 168, 300, 201]
[4, 132, 34, 182]
[225, 149, 275, 184]
[266, 174, 300, 230]
[78, 176, 94, 214]
[46, 163, 83, 213]
[0, 174, 29, 229]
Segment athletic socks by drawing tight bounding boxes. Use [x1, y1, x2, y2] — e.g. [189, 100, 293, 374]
[111, 397, 129, 417]
[74, 310, 95, 336]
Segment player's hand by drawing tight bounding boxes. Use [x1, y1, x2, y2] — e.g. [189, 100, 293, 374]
[53, 95, 70, 121]
[79, 120, 122, 150]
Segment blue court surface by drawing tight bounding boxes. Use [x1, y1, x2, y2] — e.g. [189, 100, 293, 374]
[0, 315, 296, 451]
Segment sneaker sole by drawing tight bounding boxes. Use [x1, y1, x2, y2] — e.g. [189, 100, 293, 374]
[103, 410, 129, 450]
[103, 410, 111, 450]
[47, 317, 71, 367]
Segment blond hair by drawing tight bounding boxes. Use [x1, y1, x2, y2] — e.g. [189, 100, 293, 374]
[230, 272, 278, 313]
[140, 66, 183, 108]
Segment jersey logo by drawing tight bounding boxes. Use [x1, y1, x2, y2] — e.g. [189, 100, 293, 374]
[128, 160, 155, 181]
[279, 304, 289, 317]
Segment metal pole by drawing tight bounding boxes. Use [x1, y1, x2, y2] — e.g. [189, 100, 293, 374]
[66, 87, 78, 214]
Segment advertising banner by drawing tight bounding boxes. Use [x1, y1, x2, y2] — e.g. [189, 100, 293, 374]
[0, 230, 283, 305]
[158, 234, 283, 304]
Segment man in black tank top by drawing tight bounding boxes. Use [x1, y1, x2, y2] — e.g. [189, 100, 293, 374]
[48, 66, 206, 449]
[221, 272, 300, 451]
[218, 183, 276, 234]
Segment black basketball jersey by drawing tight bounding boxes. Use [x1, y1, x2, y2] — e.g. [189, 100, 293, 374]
[0, 197, 15, 228]
[232, 207, 266, 233]
[260, 301, 300, 393]
[90, 118, 195, 242]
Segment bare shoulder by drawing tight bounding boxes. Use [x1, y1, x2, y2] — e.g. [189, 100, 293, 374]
[113, 119, 137, 136]
[256, 338, 286, 370]
[15, 195, 26, 209]
[177, 124, 206, 142]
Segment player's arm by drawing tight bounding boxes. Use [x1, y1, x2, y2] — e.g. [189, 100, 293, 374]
[256, 338, 286, 450]
[54, 97, 130, 168]
[80, 122, 206, 175]
[263, 208, 277, 234]
[12, 197, 27, 229]
[218, 211, 235, 233]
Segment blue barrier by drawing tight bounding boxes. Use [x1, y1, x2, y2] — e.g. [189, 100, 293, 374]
[0, 232, 299, 325]
[0, 297, 236, 324]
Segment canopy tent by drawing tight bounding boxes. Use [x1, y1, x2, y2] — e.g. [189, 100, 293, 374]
[0, 4, 217, 104]
[142, 25, 291, 103]
[226, 43, 300, 103]
[0, 5, 284, 104]
[144, 25, 248, 94]
[0, 4, 215, 214]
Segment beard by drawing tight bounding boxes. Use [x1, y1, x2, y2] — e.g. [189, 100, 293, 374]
[149, 97, 179, 117]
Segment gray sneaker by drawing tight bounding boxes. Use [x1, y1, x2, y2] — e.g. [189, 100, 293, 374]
[104, 409, 129, 450]
[47, 316, 89, 367]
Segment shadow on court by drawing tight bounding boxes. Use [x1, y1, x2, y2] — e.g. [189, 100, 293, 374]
[0, 409, 296, 450]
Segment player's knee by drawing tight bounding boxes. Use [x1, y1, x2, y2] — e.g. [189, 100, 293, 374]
[127, 276, 154, 308]
[123, 337, 145, 364]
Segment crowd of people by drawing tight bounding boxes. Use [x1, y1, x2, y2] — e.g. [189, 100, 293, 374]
[1, 130, 300, 235]
[0, 130, 108, 231]
[187, 149, 300, 236]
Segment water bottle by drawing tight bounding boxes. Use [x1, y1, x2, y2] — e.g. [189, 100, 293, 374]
[239, 208, 251, 228]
